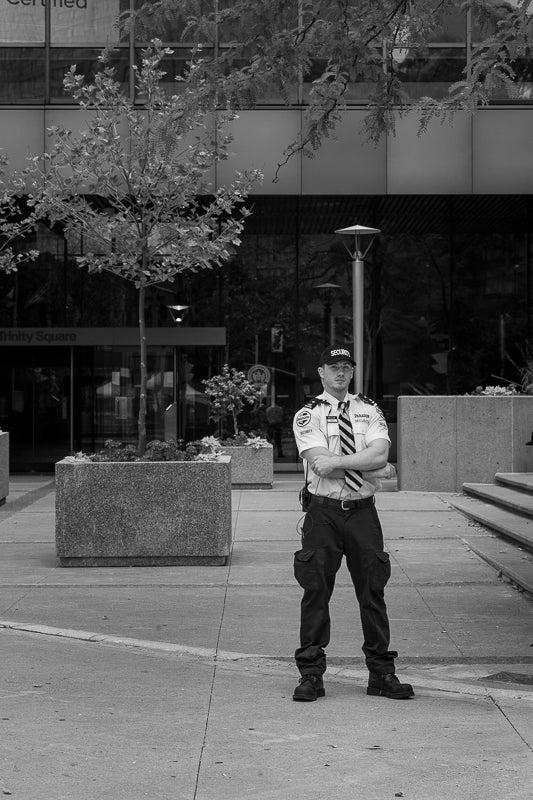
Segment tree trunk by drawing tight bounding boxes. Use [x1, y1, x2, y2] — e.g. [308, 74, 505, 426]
[138, 283, 147, 455]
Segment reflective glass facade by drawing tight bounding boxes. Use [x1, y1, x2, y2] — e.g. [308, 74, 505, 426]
[1, 2, 532, 470]
[2, 1, 533, 105]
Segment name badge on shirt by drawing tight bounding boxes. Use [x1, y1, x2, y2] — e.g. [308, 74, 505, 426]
[326, 415, 338, 423]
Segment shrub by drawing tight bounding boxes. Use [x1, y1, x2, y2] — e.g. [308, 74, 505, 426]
[202, 365, 262, 436]
[67, 439, 214, 463]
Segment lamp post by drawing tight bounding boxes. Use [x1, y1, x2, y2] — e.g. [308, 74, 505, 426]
[314, 282, 341, 346]
[334, 224, 380, 393]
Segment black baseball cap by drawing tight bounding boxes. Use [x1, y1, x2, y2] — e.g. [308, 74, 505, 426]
[319, 346, 356, 366]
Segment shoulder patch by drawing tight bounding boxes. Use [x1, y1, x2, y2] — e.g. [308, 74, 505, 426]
[357, 393, 377, 406]
[295, 409, 312, 427]
[304, 396, 328, 409]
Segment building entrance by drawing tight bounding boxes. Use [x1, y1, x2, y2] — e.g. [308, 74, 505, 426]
[76, 346, 175, 454]
[0, 327, 225, 471]
[0, 347, 71, 471]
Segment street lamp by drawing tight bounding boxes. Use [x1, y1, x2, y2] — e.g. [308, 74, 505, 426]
[166, 304, 189, 324]
[334, 224, 380, 393]
[314, 282, 341, 346]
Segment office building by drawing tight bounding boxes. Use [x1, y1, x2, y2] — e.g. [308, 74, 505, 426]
[1, 1, 531, 468]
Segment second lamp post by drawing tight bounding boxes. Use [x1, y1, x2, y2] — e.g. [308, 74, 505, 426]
[334, 224, 380, 393]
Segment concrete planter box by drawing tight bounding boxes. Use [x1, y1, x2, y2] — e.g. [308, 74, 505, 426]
[0, 432, 8, 506]
[398, 395, 533, 492]
[55, 456, 232, 566]
[220, 444, 273, 488]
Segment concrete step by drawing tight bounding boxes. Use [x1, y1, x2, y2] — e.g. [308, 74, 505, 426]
[452, 474, 533, 595]
[462, 482, 533, 517]
[460, 532, 533, 597]
[450, 495, 533, 550]
[450, 492, 533, 595]
[495, 472, 533, 494]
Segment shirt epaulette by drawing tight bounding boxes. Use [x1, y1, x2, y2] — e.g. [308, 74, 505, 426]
[303, 397, 328, 409]
[357, 393, 377, 406]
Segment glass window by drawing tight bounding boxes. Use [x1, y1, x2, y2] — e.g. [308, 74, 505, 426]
[0, 4, 45, 44]
[133, 45, 296, 106]
[0, 48, 45, 103]
[426, 8, 467, 42]
[377, 229, 528, 395]
[218, 0, 298, 44]
[0, 348, 71, 471]
[134, 46, 194, 97]
[303, 57, 380, 104]
[176, 345, 221, 441]
[79, 346, 173, 449]
[50, 47, 129, 102]
[51, 0, 123, 45]
[485, 55, 533, 103]
[0, 225, 67, 327]
[77, 344, 221, 450]
[394, 46, 466, 100]
[471, 1, 533, 102]
[69, 271, 138, 328]
[472, 0, 524, 41]
[217, 54, 298, 105]
[216, 0, 299, 105]
[133, 0, 209, 43]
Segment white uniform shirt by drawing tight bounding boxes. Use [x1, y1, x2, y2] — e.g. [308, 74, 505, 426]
[293, 390, 391, 500]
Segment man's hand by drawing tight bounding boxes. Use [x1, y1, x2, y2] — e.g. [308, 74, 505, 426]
[310, 453, 341, 477]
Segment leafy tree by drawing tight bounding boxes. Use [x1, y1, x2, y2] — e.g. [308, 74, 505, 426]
[19, 39, 261, 454]
[0, 152, 38, 273]
[126, 0, 533, 171]
[202, 364, 263, 436]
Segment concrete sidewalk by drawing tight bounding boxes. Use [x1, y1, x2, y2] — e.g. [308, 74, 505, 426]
[1, 475, 532, 800]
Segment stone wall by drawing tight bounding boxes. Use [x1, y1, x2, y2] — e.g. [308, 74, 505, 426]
[219, 445, 273, 488]
[397, 396, 533, 492]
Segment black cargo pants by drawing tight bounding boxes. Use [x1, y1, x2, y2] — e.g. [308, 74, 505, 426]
[293, 496, 397, 677]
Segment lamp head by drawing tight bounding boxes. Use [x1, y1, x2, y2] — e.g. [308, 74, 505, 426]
[334, 224, 381, 259]
[167, 304, 189, 324]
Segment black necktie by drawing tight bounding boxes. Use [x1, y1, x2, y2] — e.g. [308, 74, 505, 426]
[338, 401, 364, 491]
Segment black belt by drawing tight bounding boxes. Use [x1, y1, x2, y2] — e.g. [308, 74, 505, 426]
[309, 494, 374, 511]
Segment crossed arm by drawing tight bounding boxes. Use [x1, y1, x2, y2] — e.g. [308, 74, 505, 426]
[302, 438, 390, 479]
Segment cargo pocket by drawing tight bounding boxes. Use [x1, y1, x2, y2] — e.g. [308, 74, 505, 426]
[294, 548, 320, 590]
[372, 551, 391, 592]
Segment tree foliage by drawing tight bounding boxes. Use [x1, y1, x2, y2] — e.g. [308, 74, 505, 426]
[17, 39, 261, 453]
[0, 152, 38, 273]
[28, 42, 259, 287]
[125, 0, 533, 174]
[202, 364, 263, 436]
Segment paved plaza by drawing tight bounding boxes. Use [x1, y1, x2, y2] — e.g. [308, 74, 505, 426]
[1, 475, 532, 800]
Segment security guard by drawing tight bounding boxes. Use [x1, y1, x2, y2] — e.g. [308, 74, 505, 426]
[292, 346, 414, 702]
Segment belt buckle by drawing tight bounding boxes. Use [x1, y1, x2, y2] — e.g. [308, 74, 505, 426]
[340, 498, 353, 510]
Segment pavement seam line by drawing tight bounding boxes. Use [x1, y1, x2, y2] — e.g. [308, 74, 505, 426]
[0, 620, 258, 660]
[3, 620, 533, 701]
[193, 497, 238, 800]
[487, 694, 533, 751]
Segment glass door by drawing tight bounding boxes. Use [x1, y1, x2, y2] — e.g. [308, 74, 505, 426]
[0, 347, 72, 471]
[77, 346, 175, 453]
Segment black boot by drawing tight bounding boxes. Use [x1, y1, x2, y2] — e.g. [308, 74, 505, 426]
[367, 673, 414, 699]
[293, 675, 325, 702]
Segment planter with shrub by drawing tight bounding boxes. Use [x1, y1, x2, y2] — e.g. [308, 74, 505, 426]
[55, 439, 231, 567]
[202, 366, 273, 488]
[198, 433, 273, 489]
